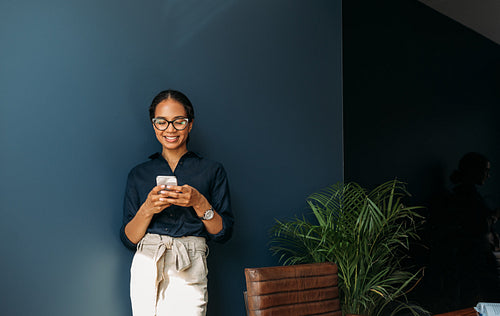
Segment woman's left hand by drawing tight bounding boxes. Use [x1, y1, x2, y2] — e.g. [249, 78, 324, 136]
[164, 184, 223, 234]
[163, 184, 207, 210]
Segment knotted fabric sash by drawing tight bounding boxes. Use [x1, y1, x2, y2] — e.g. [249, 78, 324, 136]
[135, 233, 207, 311]
[139, 234, 191, 271]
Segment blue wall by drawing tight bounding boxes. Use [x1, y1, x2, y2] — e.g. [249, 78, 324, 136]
[0, 1, 342, 315]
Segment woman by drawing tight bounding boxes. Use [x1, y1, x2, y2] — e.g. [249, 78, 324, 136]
[120, 90, 234, 315]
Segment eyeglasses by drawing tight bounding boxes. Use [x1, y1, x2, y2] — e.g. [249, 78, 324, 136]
[152, 117, 190, 131]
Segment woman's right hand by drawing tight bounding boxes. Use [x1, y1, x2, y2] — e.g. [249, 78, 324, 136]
[138, 185, 172, 217]
[125, 185, 172, 245]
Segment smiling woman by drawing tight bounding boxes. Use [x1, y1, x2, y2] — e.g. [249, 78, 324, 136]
[151, 98, 193, 157]
[120, 89, 234, 316]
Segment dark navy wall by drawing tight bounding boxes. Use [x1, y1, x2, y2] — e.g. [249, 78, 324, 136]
[343, 2, 499, 310]
[0, 1, 342, 315]
[343, 0, 500, 205]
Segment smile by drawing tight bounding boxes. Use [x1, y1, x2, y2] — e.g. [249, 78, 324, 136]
[164, 136, 179, 142]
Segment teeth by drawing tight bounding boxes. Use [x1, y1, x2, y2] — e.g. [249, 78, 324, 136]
[166, 136, 177, 140]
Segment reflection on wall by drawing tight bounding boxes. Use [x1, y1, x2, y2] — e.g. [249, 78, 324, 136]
[343, 0, 500, 312]
[343, 0, 500, 204]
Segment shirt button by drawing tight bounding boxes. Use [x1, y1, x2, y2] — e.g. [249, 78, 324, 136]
[164, 228, 168, 232]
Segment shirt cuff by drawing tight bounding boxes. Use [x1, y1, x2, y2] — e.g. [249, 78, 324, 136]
[207, 218, 233, 243]
[120, 225, 138, 250]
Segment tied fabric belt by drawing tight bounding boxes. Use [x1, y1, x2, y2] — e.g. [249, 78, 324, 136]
[136, 233, 207, 304]
[138, 234, 192, 272]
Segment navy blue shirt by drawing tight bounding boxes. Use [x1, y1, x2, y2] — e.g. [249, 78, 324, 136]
[120, 151, 234, 249]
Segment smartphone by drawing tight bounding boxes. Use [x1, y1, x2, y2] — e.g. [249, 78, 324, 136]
[156, 175, 177, 188]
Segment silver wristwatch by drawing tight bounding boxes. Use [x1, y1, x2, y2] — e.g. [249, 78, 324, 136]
[200, 207, 214, 221]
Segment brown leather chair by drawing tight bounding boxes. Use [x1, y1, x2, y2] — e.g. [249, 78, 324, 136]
[244, 262, 342, 316]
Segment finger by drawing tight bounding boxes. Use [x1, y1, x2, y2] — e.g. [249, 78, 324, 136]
[157, 189, 180, 199]
[151, 185, 166, 195]
[148, 194, 171, 209]
[158, 188, 170, 195]
[169, 191, 193, 205]
[165, 195, 189, 205]
[167, 184, 185, 193]
[157, 195, 172, 204]
[157, 202, 172, 210]
[157, 185, 179, 197]
[152, 204, 171, 214]
[150, 191, 167, 201]
[165, 191, 181, 199]
[144, 200, 170, 215]
[154, 199, 171, 209]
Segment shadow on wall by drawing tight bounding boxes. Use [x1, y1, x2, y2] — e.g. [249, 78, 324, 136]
[416, 152, 500, 313]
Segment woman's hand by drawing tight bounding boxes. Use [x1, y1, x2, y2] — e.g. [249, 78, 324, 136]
[163, 184, 224, 235]
[163, 185, 207, 212]
[139, 185, 172, 217]
[124, 185, 172, 245]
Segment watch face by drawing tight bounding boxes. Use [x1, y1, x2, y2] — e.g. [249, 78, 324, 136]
[204, 208, 214, 220]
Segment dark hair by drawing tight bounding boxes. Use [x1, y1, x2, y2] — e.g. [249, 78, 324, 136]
[450, 152, 489, 184]
[148, 89, 195, 121]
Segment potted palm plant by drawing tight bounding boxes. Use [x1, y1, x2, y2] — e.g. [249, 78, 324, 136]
[270, 180, 428, 315]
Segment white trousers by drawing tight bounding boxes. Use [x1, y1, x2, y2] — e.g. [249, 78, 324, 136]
[130, 233, 208, 316]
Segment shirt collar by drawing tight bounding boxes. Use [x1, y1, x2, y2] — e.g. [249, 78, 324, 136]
[148, 151, 201, 160]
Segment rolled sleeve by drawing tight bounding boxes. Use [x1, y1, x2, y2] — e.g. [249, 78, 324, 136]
[207, 165, 234, 243]
[120, 170, 140, 250]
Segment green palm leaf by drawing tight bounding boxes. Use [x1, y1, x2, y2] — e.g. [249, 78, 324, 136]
[270, 179, 427, 315]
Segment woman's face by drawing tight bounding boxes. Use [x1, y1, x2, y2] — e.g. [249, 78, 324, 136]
[153, 98, 193, 153]
[479, 161, 491, 185]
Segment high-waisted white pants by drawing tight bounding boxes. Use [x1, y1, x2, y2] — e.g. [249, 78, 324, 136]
[130, 233, 208, 316]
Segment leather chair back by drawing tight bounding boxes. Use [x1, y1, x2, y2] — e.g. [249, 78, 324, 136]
[244, 262, 341, 316]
